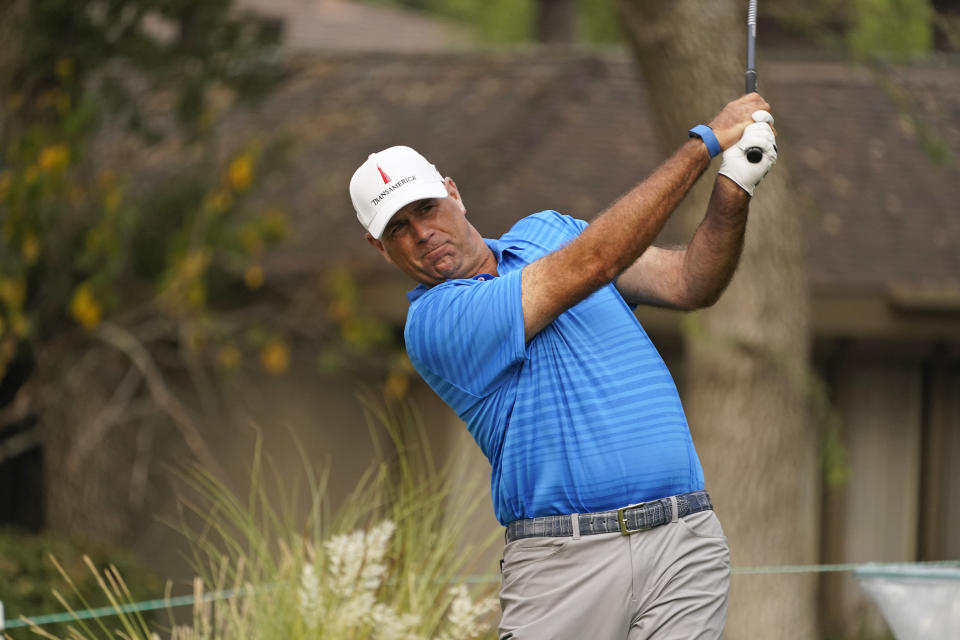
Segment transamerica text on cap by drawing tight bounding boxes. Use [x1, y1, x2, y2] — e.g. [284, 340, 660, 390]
[371, 175, 417, 206]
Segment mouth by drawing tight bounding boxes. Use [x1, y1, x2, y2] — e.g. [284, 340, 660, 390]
[421, 243, 448, 261]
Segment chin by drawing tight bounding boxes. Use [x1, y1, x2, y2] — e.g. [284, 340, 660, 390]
[430, 260, 462, 281]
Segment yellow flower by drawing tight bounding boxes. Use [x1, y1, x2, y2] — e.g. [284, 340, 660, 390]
[10, 313, 30, 338]
[237, 225, 263, 255]
[227, 153, 253, 192]
[0, 278, 26, 307]
[38, 144, 70, 172]
[7, 92, 23, 111]
[384, 371, 409, 399]
[55, 57, 74, 79]
[70, 284, 102, 330]
[56, 92, 71, 115]
[36, 90, 58, 109]
[186, 280, 206, 309]
[104, 186, 122, 212]
[204, 189, 233, 213]
[0, 171, 11, 198]
[328, 299, 351, 321]
[260, 340, 290, 375]
[85, 227, 102, 253]
[185, 325, 207, 351]
[217, 344, 242, 370]
[262, 208, 291, 240]
[21, 231, 39, 264]
[243, 264, 264, 290]
[180, 250, 210, 280]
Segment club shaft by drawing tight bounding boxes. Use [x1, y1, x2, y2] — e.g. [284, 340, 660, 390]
[745, 0, 762, 163]
[746, 0, 758, 93]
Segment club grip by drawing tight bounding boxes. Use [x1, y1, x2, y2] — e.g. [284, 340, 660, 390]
[744, 69, 762, 163]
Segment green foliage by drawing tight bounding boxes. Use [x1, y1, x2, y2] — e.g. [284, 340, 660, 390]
[370, 0, 951, 51]
[369, 0, 623, 43]
[9, 0, 281, 138]
[871, 64, 954, 166]
[578, 0, 622, 44]
[0, 528, 162, 639]
[0, 0, 407, 403]
[0, 90, 293, 378]
[323, 268, 396, 362]
[370, 0, 535, 43]
[848, 0, 934, 61]
[0, 0, 296, 385]
[451, 0, 535, 43]
[806, 374, 851, 489]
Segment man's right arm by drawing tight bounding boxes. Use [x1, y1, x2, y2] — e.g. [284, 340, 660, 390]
[520, 93, 769, 341]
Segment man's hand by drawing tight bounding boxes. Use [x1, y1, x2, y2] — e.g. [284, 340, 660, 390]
[707, 93, 771, 150]
[717, 111, 777, 196]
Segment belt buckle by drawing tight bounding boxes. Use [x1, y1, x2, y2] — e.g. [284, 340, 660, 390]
[617, 502, 646, 535]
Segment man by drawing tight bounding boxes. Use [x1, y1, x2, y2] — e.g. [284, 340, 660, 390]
[350, 93, 777, 639]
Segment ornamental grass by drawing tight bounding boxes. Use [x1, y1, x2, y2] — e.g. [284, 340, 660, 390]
[16, 397, 500, 639]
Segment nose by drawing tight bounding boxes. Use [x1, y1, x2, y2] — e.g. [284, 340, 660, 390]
[409, 217, 433, 243]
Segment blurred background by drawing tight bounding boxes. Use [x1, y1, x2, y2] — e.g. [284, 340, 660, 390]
[1, 0, 958, 638]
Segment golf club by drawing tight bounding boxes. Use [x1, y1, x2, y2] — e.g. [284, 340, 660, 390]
[745, 0, 763, 164]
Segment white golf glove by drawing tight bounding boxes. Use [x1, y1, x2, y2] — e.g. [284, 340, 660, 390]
[718, 110, 778, 196]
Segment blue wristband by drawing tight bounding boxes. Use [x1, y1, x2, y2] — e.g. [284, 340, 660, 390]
[688, 124, 722, 158]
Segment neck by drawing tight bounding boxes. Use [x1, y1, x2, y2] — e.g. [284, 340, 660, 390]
[475, 245, 499, 278]
[461, 226, 498, 279]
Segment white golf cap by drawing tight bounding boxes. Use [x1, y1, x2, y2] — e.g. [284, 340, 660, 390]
[350, 146, 448, 239]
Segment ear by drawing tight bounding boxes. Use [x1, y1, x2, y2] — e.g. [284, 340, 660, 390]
[444, 177, 466, 213]
[366, 233, 394, 264]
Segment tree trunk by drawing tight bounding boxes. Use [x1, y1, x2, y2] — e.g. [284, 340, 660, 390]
[616, 2, 819, 638]
[536, 0, 577, 44]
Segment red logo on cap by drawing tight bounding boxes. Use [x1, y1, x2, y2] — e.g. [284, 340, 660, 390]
[377, 165, 391, 184]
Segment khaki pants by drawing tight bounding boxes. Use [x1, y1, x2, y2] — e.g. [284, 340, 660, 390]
[499, 510, 730, 639]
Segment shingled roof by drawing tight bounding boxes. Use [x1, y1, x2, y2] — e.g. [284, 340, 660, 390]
[234, 50, 959, 309]
[235, 0, 474, 52]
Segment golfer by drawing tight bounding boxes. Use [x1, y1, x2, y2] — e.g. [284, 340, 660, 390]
[350, 92, 777, 639]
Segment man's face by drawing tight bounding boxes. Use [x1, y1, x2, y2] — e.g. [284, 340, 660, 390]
[366, 178, 485, 286]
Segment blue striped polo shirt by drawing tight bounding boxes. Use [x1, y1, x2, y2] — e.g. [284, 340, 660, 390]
[404, 210, 704, 525]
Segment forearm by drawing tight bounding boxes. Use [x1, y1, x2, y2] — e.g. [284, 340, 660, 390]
[679, 175, 750, 306]
[521, 140, 710, 338]
[580, 138, 711, 279]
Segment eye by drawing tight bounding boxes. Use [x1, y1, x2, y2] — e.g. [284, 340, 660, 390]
[416, 200, 437, 215]
[387, 220, 407, 237]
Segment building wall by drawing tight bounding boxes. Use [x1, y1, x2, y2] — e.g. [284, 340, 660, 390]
[819, 343, 960, 637]
[922, 360, 960, 561]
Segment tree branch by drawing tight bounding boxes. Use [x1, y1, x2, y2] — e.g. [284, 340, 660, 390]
[96, 321, 225, 479]
[65, 362, 143, 475]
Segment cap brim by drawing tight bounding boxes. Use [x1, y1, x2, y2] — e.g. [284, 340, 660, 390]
[367, 180, 449, 239]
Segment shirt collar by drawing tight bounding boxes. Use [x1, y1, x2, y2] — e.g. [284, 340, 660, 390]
[484, 237, 505, 263]
[406, 237, 518, 303]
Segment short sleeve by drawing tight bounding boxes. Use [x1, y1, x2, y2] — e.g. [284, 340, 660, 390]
[404, 268, 526, 398]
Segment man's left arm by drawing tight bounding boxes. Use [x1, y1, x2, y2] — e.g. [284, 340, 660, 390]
[615, 117, 777, 310]
[614, 177, 749, 310]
